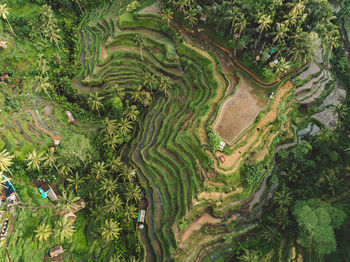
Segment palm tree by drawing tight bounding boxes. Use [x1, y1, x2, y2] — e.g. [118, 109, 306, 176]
[26, 149, 45, 171]
[131, 88, 143, 103]
[159, 76, 173, 97]
[43, 150, 58, 171]
[184, 8, 198, 28]
[48, 28, 61, 50]
[88, 93, 104, 117]
[102, 117, 118, 137]
[261, 225, 280, 244]
[120, 167, 136, 183]
[325, 31, 339, 50]
[134, 35, 145, 61]
[0, 4, 15, 36]
[67, 172, 86, 193]
[125, 183, 141, 203]
[333, 103, 348, 121]
[225, 8, 238, 35]
[98, 176, 118, 197]
[56, 191, 80, 215]
[234, 14, 248, 36]
[58, 162, 73, 177]
[290, 1, 305, 17]
[118, 118, 132, 136]
[123, 204, 138, 221]
[273, 23, 288, 44]
[35, 76, 52, 100]
[125, 105, 139, 121]
[142, 73, 156, 93]
[100, 219, 121, 242]
[109, 157, 124, 173]
[54, 219, 75, 242]
[274, 57, 290, 77]
[239, 249, 261, 262]
[161, 8, 174, 26]
[92, 161, 107, 180]
[273, 191, 293, 210]
[324, 173, 343, 196]
[34, 224, 52, 242]
[102, 135, 118, 151]
[0, 149, 14, 174]
[257, 14, 273, 34]
[104, 194, 123, 214]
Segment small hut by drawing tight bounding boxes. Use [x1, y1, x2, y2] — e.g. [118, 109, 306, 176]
[49, 245, 64, 257]
[0, 41, 7, 50]
[38, 184, 58, 201]
[65, 111, 75, 123]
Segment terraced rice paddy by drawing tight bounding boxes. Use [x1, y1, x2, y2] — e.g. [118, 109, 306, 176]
[74, 2, 296, 261]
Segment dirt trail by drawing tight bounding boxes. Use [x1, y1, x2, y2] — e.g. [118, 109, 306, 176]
[179, 213, 221, 248]
[215, 81, 293, 174]
[182, 42, 228, 145]
[25, 109, 61, 144]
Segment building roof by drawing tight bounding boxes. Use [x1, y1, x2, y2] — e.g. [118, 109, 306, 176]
[71, 199, 85, 213]
[49, 245, 64, 257]
[137, 210, 146, 223]
[64, 212, 77, 222]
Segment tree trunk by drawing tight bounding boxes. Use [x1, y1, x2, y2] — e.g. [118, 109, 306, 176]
[76, 0, 83, 14]
[6, 19, 15, 36]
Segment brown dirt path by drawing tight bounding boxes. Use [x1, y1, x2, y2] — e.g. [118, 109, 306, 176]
[215, 81, 293, 174]
[25, 109, 61, 144]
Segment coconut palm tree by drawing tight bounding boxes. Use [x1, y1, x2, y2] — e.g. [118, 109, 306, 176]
[273, 23, 288, 44]
[88, 93, 104, 117]
[333, 103, 348, 121]
[274, 57, 290, 77]
[0, 4, 15, 36]
[184, 7, 198, 28]
[102, 117, 118, 137]
[273, 191, 293, 210]
[58, 162, 73, 177]
[102, 135, 118, 151]
[104, 194, 123, 214]
[161, 8, 174, 26]
[261, 225, 281, 244]
[225, 8, 238, 35]
[35, 76, 52, 100]
[100, 219, 121, 242]
[56, 191, 80, 215]
[34, 224, 52, 242]
[120, 167, 136, 183]
[159, 76, 173, 97]
[26, 149, 45, 171]
[125, 183, 141, 203]
[325, 31, 339, 50]
[48, 28, 61, 50]
[131, 88, 143, 103]
[290, 1, 305, 17]
[43, 150, 58, 171]
[234, 14, 248, 36]
[125, 105, 139, 122]
[99, 176, 118, 197]
[109, 157, 124, 173]
[67, 172, 86, 193]
[54, 219, 75, 242]
[257, 14, 273, 34]
[142, 73, 156, 93]
[118, 118, 132, 136]
[0, 149, 14, 174]
[123, 204, 138, 221]
[92, 161, 107, 180]
[324, 173, 343, 196]
[134, 35, 145, 61]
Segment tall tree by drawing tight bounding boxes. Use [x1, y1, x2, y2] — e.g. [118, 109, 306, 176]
[99, 176, 118, 197]
[34, 224, 52, 242]
[92, 161, 107, 180]
[161, 8, 174, 26]
[56, 191, 80, 215]
[0, 149, 14, 174]
[118, 118, 132, 136]
[0, 4, 15, 36]
[26, 149, 45, 171]
[125, 105, 139, 122]
[88, 93, 104, 117]
[100, 219, 121, 242]
[257, 14, 273, 34]
[104, 194, 123, 214]
[54, 219, 75, 242]
[159, 76, 173, 97]
[67, 172, 86, 193]
[123, 204, 138, 221]
[125, 183, 141, 203]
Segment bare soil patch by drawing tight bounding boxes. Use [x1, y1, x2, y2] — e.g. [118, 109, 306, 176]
[139, 0, 161, 15]
[179, 213, 221, 248]
[213, 76, 265, 144]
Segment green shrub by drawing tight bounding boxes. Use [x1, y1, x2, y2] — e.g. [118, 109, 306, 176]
[207, 128, 221, 151]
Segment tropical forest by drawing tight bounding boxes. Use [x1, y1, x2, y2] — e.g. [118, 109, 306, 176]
[0, 0, 349, 261]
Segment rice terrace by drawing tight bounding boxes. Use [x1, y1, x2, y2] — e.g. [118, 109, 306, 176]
[0, 0, 349, 261]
